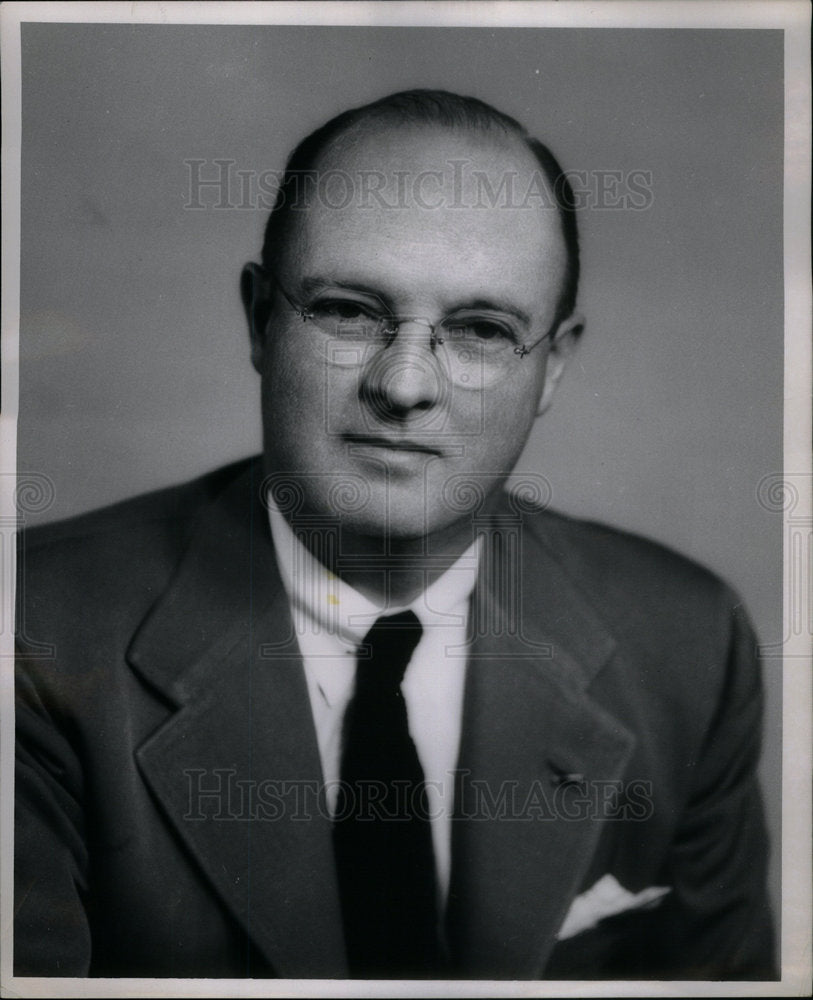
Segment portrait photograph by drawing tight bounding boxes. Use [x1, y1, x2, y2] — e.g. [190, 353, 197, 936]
[1, 1, 809, 996]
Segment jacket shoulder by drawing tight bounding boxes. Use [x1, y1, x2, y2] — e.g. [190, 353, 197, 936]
[15, 458, 258, 648]
[527, 505, 723, 584]
[19, 458, 254, 557]
[517, 504, 744, 638]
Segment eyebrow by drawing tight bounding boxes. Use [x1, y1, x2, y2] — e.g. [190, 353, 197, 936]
[455, 298, 532, 329]
[298, 275, 532, 328]
[299, 276, 390, 305]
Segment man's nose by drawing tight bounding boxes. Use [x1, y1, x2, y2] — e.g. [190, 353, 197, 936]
[360, 323, 446, 419]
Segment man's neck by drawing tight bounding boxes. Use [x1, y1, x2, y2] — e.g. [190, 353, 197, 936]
[318, 526, 480, 606]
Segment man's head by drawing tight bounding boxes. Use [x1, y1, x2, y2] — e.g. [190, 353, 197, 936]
[243, 89, 583, 548]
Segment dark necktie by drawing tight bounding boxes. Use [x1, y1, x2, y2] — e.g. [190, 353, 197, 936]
[332, 610, 441, 978]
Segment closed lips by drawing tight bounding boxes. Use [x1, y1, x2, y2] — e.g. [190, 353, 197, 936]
[343, 435, 443, 455]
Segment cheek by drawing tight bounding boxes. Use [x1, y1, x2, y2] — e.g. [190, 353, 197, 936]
[476, 405, 535, 472]
[260, 346, 321, 449]
[475, 368, 545, 458]
[260, 345, 360, 454]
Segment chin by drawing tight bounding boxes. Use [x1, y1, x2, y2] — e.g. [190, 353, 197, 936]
[342, 506, 478, 548]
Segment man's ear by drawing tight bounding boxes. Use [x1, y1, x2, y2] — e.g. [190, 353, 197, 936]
[536, 312, 584, 416]
[241, 262, 273, 373]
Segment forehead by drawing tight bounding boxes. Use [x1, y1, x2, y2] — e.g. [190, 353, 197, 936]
[281, 123, 566, 315]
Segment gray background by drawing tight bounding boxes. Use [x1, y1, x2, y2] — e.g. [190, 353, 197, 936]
[18, 24, 783, 928]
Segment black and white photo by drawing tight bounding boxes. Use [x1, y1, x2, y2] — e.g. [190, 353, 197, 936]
[1, 2, 809, 994]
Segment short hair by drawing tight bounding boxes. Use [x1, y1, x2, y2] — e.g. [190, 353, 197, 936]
[261, 89, 580, 329]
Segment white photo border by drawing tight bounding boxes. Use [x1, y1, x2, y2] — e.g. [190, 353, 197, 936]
[1, 3, 810, 997]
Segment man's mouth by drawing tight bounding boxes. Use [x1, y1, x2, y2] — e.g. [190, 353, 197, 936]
[342, 434, 444, 457]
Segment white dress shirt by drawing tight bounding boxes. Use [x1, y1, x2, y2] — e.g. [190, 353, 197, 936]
[267, 505, 480, 903]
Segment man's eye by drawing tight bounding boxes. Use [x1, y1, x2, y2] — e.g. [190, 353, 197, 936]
[444, 319, 515, 345]
[312, 299, 379, 323]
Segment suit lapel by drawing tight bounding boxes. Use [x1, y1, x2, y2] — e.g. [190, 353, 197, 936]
[126, 462, 347, 977]
[125, 467, 634, 979]
[446, 518, 636, 978]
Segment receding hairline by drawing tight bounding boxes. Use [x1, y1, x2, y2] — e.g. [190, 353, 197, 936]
[260, 89, 580, 326]
[305, 113, 550, 191]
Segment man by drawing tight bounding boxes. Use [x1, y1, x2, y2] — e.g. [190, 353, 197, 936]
[15, 90, 774, 979]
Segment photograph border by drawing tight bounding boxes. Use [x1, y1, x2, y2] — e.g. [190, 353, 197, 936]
[1, 3, 810, 997]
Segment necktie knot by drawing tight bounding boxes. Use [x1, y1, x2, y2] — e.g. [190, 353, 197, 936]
[357, 609, 423, 693]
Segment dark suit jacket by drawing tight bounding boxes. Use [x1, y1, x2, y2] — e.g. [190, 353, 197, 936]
[14, 457, 775, 979]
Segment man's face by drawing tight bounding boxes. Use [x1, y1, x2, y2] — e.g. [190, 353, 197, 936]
[248, 124, 578, 545]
